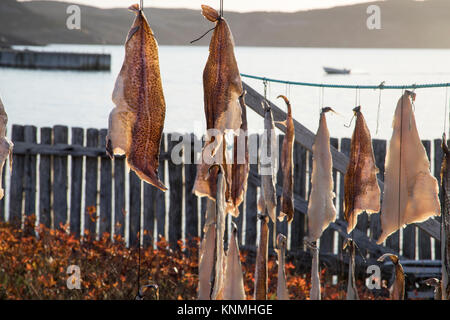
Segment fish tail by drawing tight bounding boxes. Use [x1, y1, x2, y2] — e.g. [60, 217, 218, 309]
[129, 161, 168, 192]
[277, 95, 292, 115]
[201, 5, 220, 22]
[128, 4, 140, 13]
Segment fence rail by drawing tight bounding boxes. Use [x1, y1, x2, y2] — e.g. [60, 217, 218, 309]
[1, 124, 444, 269]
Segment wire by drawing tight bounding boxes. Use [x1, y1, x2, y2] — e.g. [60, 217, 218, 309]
[140, 0, 143, 10]
[220, 0, 224, 17]
[241, 73, 450, 90]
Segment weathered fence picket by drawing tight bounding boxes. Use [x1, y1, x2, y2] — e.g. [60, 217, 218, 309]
[0, 124, 445, 278]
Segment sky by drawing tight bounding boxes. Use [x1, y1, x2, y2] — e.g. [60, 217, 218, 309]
[20, 0, 383, 12]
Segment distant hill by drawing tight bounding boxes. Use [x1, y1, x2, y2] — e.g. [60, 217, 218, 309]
[1, 0, 450, 48]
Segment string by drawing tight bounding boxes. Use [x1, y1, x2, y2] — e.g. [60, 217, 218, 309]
[397, 88, 405, 257]
[140, 0, 143, 10]
[220, 0, 224, 17]
[444, 87, 449, 135]
[376, 85, 383, 134]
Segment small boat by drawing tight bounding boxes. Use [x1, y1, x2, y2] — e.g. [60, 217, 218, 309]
[323, 67, 351, 75]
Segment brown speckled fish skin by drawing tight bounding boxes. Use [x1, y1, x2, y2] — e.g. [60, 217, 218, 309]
[0, 97, 13, 200]
[344, 107, 381, 233]
[277, 95, 295, 223]
[254, 214, 269, 300]
[378, 254, 405, 300]
[107, 4, 166, 191]
[193, 5, 243, 206]
[441, 136, 450, 299]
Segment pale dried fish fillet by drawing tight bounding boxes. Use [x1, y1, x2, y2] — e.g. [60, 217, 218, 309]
[0, 97, 13, 200]
[276, 234, 289, 300]
[377, 92, 440, 244]
[223, 223, 245, 300]
[306, 108, 337, 242]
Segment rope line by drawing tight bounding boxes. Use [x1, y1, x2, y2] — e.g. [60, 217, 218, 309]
[241, 73, 450, 90]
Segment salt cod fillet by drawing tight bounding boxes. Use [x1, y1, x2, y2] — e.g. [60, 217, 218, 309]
[306, 108, 337, 242]
[107, 4, 166, 191]
[223, 223, 246, 300]
[198, 199, 216, 300]
[277, 95, 295, 223]
[440, 136, 450, 300]
[258, 103, 278, 223]
[0, 97, 13, 200]
[193, 5, 244, 208]
[343, 239, 359, 300]
[378, 253, 405, 300]
[254, 214, 269, 300]
[344, 106, 381, 233]
[377, 92, 440, 244]
[276, 234, 289, 300]
[211, 166, 226, 300]
[309, 242, 321, 300]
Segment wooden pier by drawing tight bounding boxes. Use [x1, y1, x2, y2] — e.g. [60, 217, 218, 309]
[0, 48, 111, 71]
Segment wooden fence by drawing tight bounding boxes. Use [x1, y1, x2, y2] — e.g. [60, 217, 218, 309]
[1, 124, 444, 267]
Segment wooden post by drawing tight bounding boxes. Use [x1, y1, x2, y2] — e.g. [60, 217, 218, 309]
[338, 138, 351, 251]
[245, 133, 258, 249]
[418, 140, 432, 259]
[290, 142, 307, 251]
[143, 182, 155, 247]
[370, 139, 385, 256]
[185, 133, 198, 242]
[84, 128, 99, 237]
[23, 126, 37, 224]
[39, 127, 52, 228]
[53, 125, 68, 229]
[156, 135, 166, 241]
[70, 128, 84, 236]
[99, 129, 112, 238]
[114, 156, 126, 239]
[168, 133, 183, 248]
[129, 170, 141, 247]
[320, 138, 338, 254]
[434, 138, 443, 260]
[9, 125, 24, 227]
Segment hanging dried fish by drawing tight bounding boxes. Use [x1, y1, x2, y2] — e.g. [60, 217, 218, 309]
[223, 223, 245, 300]
[106, 4, 166, 191]
[277, 95, 295, 223]
[308, 241, 321, 300]
[344, 106, 381, 233]
[377, 92, 440, 244]
[306, 108, 337, 242]
[440, 135, 450, 300]
[276, 234, 289, 300]
[424, 278, 442, 300]
[343, 239, 359, 300]
[227, 92, 249, 216]
[0, 97, 13, 200]
[258, 103, 277, 224]
[378, 253, 405, 300]
[254, 214, 269, 300]
[198, 199, 216, 300]
[193, 5, 244, 209]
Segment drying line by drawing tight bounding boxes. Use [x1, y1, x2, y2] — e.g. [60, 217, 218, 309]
[240, 73, 450, 90]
